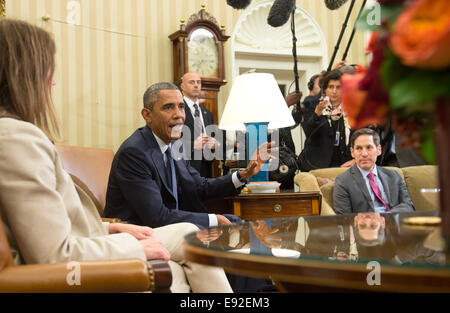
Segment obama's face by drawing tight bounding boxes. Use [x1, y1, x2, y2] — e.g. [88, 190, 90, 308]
[142, 89, 186, 144]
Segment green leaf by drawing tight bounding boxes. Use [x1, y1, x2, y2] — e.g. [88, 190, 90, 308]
[381, 50, 408, 89]
[388, 71, 450, 111]
[420, 127, 436, 165]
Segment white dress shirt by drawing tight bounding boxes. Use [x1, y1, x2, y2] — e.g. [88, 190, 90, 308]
[184, 96, 206, 136]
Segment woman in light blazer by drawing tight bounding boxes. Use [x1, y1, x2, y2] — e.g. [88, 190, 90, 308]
[0, 19, 231, 293]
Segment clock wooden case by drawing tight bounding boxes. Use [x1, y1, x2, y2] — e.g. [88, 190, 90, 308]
[169, 7, 229, 125]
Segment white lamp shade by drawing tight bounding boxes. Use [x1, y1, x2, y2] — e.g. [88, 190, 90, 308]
[219, 73, 295, 130]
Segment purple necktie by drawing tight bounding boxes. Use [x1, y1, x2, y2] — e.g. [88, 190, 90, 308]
[367, 172, 390, 211]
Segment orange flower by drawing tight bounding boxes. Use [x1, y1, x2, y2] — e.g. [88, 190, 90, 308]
[341, 72, 367, 128]
[390, 0, 450, 69]
[341, 71, 389, 129]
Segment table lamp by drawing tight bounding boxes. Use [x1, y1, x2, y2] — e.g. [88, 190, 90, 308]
[219, 73, 295, 182]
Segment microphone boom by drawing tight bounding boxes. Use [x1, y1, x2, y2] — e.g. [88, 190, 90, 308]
[324, 0, 349, 10]
[226, 0, 252, 10]
[267, 0, 296, 28]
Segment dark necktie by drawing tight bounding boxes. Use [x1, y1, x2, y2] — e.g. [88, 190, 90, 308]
[367, 172, 390, 211]
[165, 146, 178, 210]
[193, 103, 204, 136]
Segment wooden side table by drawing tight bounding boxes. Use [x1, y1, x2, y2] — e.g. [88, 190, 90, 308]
[227, 191, 321, 220]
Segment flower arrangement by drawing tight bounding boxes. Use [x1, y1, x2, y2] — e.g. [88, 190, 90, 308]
[340, 0, 450, 163]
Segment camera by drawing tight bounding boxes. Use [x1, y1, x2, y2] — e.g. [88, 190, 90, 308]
[320, 96, 332, 110]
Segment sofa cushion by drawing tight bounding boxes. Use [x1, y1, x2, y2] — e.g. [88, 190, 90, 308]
[402, 165, 439, 211]
[310, 166, 405, 181]
[384, 166, 405, 181]
[310, 167, 348, 179]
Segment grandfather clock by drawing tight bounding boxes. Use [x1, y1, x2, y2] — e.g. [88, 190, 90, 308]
[0, 0, 6, 18]
[169, 5, 229, 125]
[169, 5, 230, 177]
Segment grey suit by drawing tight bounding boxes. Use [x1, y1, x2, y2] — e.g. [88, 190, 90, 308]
[333, 165, 415, 214]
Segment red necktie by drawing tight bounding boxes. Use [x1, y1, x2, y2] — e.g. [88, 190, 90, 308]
[367, 172, 390, 211]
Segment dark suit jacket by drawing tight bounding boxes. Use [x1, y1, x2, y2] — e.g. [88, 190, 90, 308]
[183, 102, 216, 178]
[103, 126, 240, 229]
[333, 165, 415, 214]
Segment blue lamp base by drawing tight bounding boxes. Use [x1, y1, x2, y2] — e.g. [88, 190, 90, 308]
[245, 122, 269, 182]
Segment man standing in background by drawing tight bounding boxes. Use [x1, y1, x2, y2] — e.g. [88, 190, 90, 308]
[180, 72, 219, 178]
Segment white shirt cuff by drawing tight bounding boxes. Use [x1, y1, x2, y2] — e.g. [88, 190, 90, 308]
[232, 171, 245, 188]
[208, 214, 218, 227]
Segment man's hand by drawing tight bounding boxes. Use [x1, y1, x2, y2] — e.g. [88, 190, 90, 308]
[216, 214, 232, 225]
[250, 220, 282, 248]
[194, 136, 217, 150]
[139, 237, 171, 261]
[333, 60, 346, 70]
[340, 159, 355, 167]
[285, 91, 303, 107]
[196, 228, 223, 243]
[315, 96, 330, 116]
[109, 223, 153, 240]
[239, 141, 278, 181]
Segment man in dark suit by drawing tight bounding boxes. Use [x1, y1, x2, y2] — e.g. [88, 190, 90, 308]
[103, 82, 273, 229]
[179, 72, 218, 178]
[333, 128, 415, 214]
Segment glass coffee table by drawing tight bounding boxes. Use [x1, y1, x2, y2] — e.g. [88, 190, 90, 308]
[183, 211, 450, 292]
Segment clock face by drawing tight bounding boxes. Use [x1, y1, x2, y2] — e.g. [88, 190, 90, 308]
[188, 28, 219, 78]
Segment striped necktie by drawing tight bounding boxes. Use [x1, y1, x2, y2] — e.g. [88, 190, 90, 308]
[193, 103, 204, 136]
[165, 146, 178, 210]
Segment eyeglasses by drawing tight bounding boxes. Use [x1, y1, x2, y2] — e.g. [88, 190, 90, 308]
[358, 222, 378, 230]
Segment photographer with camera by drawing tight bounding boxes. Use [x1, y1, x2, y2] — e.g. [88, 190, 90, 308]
[298, 69, 354, 172]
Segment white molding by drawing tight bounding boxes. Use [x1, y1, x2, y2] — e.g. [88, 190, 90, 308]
[231, 0, 328, 80]
[230, 0, 328, 153]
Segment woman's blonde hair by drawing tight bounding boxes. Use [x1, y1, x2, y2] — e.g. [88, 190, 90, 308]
[0, 18, 59, 141]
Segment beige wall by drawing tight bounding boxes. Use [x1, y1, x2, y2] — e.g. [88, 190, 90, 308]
[6, 0, 367, 151]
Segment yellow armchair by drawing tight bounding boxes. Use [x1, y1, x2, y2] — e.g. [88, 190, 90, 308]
[0, 216, 171, 293]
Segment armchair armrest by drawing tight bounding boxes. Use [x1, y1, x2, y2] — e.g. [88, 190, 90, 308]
[294, 172, 321, 192]
[148, 259, 172, 292]
[0, 258, 171, 293]
[294, 172, 336, 216]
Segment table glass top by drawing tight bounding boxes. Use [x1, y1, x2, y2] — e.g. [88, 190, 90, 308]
[184, 211, 448, 269]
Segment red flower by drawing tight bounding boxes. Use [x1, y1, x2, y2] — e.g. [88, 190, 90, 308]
[341, 71, 389, 130]
[341, 29, 391, 129]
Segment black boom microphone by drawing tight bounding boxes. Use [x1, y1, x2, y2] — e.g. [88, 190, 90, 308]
[327, 0, 355, 71]
[267, 0, 296, 28]
[226, 0, 252, 10]
[324, 0, 349, 10]
[342, 0, 367, 61]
